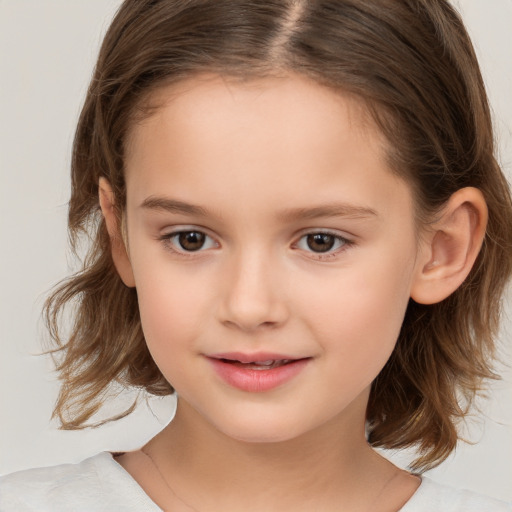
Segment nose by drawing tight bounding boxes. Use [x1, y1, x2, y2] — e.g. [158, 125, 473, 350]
[218, 249, 289, 332]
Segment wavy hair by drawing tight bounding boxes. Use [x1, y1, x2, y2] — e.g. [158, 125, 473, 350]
[45, 0, 512, 470]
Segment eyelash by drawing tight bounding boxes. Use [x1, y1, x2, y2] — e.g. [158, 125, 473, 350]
[293, 231, 353, 260]
[159, 228, 354, 260]
[159, 229, 218, 257]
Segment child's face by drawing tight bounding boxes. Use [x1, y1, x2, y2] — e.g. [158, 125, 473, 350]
[121, 74, 426, 443]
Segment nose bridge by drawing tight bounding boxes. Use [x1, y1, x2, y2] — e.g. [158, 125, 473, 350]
[219, 244, 288, 331]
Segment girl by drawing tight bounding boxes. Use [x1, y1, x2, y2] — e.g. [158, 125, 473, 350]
[1, 0, 511, 510]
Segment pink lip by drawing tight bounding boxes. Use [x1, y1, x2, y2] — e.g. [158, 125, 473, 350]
[207, 352, 310, 392]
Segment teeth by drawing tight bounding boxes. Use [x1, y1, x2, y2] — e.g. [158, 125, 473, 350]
[220, 358, 296, 369]
[233, 359, 293, 369]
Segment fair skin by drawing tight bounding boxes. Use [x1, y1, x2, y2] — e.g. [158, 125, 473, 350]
[100, 74, 487, 511]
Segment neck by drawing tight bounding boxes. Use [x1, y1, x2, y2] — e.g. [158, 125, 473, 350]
[143, 394, 404, 511]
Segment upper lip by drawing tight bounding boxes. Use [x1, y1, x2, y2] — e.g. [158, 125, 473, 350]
[208, 352, 305, 364]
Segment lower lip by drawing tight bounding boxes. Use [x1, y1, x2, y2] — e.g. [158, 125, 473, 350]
[208, 358, 310, 392]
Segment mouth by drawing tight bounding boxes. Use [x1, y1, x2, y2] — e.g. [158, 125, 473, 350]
[207, 353, 311, 392]
[216, 358, 298, 370]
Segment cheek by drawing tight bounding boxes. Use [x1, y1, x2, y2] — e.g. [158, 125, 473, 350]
[132, 258, 213, 353]
[299, 251, 415, 373]
[133, 268, 213, 389]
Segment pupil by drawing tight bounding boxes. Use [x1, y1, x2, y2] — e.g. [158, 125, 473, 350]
[307, 233, 335, 253]
[178, 231, 205, 251]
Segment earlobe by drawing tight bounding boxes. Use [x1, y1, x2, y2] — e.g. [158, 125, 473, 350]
[98, 177, 136, 288]
[410, 187, 488, 305]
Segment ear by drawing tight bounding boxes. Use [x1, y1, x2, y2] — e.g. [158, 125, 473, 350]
[410, 187, 488, 305]
[98, 177, 136, 288]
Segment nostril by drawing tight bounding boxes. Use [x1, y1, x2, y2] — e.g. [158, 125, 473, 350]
[222, 318, 278, 332]
[217, 271, 289, 330]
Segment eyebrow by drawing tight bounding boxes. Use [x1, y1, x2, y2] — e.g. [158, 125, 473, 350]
[277, 203, 378, 221]
[140, 196, 210, 217]
[140, 196, 377, 221]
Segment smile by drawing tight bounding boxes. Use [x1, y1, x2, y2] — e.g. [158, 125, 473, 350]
[221, 359, 294, 370]
[207, 353, 310, 392]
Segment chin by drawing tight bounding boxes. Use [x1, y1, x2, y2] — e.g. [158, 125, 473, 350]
[209, 411, 317, 445]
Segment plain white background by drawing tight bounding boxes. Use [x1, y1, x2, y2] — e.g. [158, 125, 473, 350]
[1, 0, 511, 502]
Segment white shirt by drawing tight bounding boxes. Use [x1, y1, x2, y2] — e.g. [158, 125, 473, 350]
[1, 452, 510, 511]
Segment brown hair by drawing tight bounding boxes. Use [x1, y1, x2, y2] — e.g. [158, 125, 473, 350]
[45, 0, 512, 470]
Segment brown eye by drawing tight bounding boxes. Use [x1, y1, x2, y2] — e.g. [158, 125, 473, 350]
[295, 232, 350, 257]
[306, 233, 336, 253]
[163, 229, 217, 255]
[177, 231, 206, 251]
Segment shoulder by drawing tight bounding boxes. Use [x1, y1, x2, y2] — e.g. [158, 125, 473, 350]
[401, 476, 512, 512]
[0, 452, 161, 512]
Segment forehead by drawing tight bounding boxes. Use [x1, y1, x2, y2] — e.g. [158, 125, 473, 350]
[123, 73, 413, 225]
[126, 73, 384, 160]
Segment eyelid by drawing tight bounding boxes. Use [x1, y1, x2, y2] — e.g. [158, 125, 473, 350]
[292, 229, 354, 260]
[159, 225, 220, 255]
[157, 226, 354, 260]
